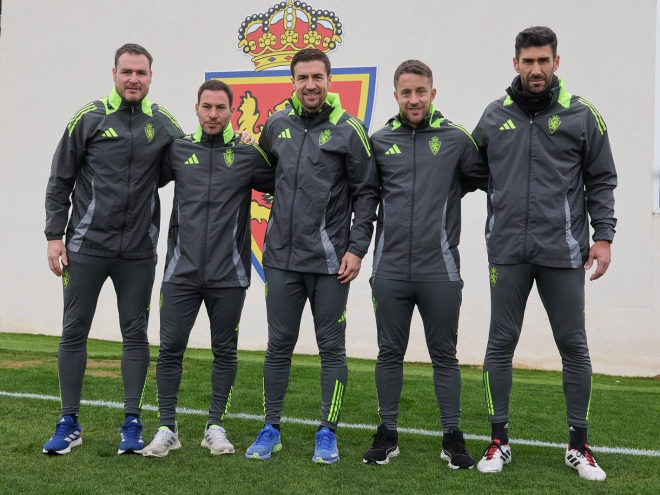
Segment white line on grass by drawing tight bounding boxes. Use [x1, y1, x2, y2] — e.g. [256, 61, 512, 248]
[3, 390, 659, 458]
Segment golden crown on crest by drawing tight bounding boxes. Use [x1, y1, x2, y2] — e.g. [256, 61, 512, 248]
[237, 0, 343, 71]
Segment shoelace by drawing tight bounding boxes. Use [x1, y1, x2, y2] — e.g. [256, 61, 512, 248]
[371, 430, 392, 450]
[483, 441, 503, 460]
[579, 445, 597, 467]
[54, 422, 75, 438]
[254, 428, 275, 446]
[445, 432, 469, 455]
[316, 431, 335, 450]
[152, 429, 173, 446]
[207, 428, 228, 443]
[122, 423, 142, 439]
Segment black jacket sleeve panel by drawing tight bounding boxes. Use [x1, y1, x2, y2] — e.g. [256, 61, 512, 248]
[581, 109, 618, 243]
[258, 119, 278, 168]
[155, 106, 186, 140]
[154, 107, 184, 189]
[249, 144, 276, 194]
[343, 120, 380, 259]
[158, 145, 176, 188]
[472, 107, 491, 165]
[45, 110, 92, 240]
[457, 128, 489, 196]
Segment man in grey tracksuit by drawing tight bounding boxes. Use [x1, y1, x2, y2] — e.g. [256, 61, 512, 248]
[141, 80, 274, 458]
[43, 44, 184, 455]
[245, 49, 379, 464]
[472, 27, 616, 481]
[362, 60, 488, 469]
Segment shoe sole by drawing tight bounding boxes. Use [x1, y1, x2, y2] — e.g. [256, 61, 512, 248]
[363, 446, 400, 466]
[245, 443, 282, 460]
[142, 440, 182, 458]
[201, 439, 235, 455]
[441, 450, 474, 470]
[42, 437, 82, 455]
[117, 448, 144, 455]
[313, 455, 339, 464]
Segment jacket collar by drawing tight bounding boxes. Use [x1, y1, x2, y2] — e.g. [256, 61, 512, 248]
[105, 87, 153, 116]
[191, 121, 235, 145]
[288, 92, 345, 123]
[503, 77, 572, 110]
[392, 104, 445, 130]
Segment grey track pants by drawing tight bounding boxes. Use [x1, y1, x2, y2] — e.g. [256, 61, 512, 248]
[483, 264, 592, 428]
[59, 251, 154, 416]
[372, 278, 462, 432]
[156, 282, 245, 426]
[263, 267, 349, 428]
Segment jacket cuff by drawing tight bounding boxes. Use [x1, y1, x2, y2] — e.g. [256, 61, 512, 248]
[45, 234, 63, 241]
[592, 227, 614, 243]
[347, 246, 366, 259]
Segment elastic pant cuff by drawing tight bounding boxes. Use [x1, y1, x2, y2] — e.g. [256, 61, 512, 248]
[567, 419, 589, 429]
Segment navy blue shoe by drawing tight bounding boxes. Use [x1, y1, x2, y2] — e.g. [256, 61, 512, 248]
[313, 427, 339, 464]
[118, 416, 145, 455]
[245, 424, 282, 459]
[43, 416, 82, 455]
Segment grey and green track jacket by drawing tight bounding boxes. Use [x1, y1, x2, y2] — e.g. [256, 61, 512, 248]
[472, 78, 617, 268]
[258, 92, 379, 274]
[159, 124, 274, 288]
[45, 87, 184, 259]
[370, 107, 488, 283]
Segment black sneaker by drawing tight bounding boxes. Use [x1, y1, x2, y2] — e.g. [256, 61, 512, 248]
[362, 424, 399, 465]
[441, 428, 474, 469]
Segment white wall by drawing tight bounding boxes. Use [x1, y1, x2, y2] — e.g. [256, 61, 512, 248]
[0, 0, 658, 376]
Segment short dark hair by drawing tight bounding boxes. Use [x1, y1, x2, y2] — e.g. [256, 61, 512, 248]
[290, 49, 331, 77]
[114, 43, 153, 68]
[515, 26, 558, 59]
[393, 60, 433, 89]
[197, 79, 234, 107]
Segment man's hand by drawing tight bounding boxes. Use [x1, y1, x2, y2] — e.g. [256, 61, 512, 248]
[337, 252, 361, 284]
[235, 130, 256, 145]
[47, 240, 68, 276]
[585, 240, 611, 281]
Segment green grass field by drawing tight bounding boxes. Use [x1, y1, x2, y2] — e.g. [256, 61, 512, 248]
[0, 332, 658, 494]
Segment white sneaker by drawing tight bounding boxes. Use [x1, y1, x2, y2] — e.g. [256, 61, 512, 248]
[477, 440, 511, 473]
[201, 424, 235, 455]
[142, 427, 182, 458]
[565, 444, 606, 481]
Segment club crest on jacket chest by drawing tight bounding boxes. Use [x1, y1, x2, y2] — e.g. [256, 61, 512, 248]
[224, 148, 235, 167]
[548, 114, 561, 134]
[319, 129, 332, 145]
[144, 123, 155, 142]
[429, 136, 441, 155]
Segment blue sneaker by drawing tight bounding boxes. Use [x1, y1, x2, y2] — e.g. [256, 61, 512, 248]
[245, 424, 282, 459]
[42, 416, 82, 455]
[313, 427, 339, 464]
[118, 416, 145, 455]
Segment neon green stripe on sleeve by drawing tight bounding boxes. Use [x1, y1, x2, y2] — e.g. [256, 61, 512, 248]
[346, 119, 371, 157]
[448, 122, 479, 150]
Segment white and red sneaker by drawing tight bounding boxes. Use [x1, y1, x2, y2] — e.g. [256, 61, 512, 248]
[565, 444, 606, 481]
[476, 440, 511, 473]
